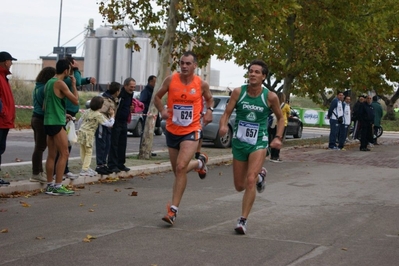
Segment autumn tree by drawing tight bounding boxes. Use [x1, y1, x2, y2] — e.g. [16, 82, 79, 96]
[98, 0, 299, 159]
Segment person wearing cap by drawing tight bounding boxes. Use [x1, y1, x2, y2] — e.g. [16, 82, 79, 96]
[0, 51, 17, 186]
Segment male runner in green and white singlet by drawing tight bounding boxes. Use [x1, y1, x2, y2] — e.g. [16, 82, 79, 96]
[219, 59, 284, 234]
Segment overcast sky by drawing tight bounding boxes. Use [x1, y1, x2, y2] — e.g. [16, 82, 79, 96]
[0, 0, 246, 87]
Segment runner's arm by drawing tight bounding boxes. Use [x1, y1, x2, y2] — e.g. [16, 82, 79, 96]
[219, 87, 240, 136]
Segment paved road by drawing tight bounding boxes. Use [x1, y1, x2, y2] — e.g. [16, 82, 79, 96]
[2, 127, 329, 165]
[2, 130, 168, 165]
[0, 139, 399, 265]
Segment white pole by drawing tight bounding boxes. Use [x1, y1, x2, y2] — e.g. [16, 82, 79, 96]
[57, 0, 63, 59]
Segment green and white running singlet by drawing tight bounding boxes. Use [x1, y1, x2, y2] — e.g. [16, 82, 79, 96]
[232, 85, 270, 161]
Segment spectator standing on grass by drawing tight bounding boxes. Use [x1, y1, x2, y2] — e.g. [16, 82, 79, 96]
[351, 95, 365, 140]
[29, 67, 56, 183]
[94, 82, 120, 175]
[43, 59, 79, 195]
[358, 95, 374, 151]
[0, 51, 16, 187]
[327, 91, 344, 150]
[107, 78, 136, 173]
[338, 95, 351, 150]
[371, 95, 383, 145]
[78, 96, 115, 176]
[53, 55, 96, 180]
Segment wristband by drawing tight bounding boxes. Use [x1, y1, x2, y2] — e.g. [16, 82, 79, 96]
[275, 135, 283, 141]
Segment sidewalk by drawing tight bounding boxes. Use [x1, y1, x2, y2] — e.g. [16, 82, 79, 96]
[0, 147, 233, 195]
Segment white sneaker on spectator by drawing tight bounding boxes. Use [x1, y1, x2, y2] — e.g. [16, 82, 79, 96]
[80, 170, 92, 176]
[64, 172, 79, 180]
[88, 168, 98, 176]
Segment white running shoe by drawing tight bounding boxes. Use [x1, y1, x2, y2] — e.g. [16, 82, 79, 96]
[64, 172, 79, 180]
[256, 167, 267, 193]
[234, 217, 247, 235]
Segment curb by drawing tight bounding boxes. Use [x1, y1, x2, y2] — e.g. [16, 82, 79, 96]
[0, 154, 233, 195]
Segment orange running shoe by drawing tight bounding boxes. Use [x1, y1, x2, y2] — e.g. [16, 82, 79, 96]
[195, 153, 208, 179]
[162, 204, 177, 225]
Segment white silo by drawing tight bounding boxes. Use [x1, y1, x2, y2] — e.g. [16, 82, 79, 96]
[98, 37, 116, 85]
[147, 42, 160, 78]
[83, 37, 100, 80]
[114, 38, 132, 84]
[131, 37, 149, 86]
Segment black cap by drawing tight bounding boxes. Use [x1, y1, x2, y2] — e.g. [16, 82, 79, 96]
[0, 51, 17, 62]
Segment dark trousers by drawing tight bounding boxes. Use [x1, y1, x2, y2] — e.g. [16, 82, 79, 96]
[337, 124, 347, 149]
[269, 126, 286, 159]
[95, 125, 111, 166]
[108, 121, 128, 169]
[328, 119, 339, 148]
[360, 123, 372, 149]
[0, 128, 10, 168]
[31, 116, 47, 174]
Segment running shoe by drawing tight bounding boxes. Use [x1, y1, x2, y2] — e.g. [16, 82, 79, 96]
[162, 204, 177, 225]
[45, 185, 55, 195]
[195, 153, 208, 179]
[64, 172, 79, 180]
[30, 173, 47, 184]
[235, 217, 247, 235]
[88, 168, 98, 176]
[80, 169, 95, 177]
[256, 167, 267, 193]
[51, 185, 75, 196]
[269, 158, 282, 163]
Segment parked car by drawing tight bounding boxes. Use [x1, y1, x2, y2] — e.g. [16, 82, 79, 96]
[85, 92, 163, 137]
[286, 107, 303, 138]
[161, 95, 236, 148]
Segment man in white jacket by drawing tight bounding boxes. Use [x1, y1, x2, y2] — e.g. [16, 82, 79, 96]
[327, 91, 344, 150]
[338, 96, 351, 150]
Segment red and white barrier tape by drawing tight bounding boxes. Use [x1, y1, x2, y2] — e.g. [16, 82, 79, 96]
[16, 105, 157, 118]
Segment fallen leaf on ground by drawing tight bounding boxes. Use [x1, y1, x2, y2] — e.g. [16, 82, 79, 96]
[83, 238, 91, 242]
[20, 201, 31, 207]
[0, 209, 7, 212]
[79, 203, 84, 207]
[35, 236, 45, 240]
[86, 234, 96, 239]
[114, 189, 121, 192]
[341, 248, 348, 251]
[1, 229, 8, 233]
[88, 209, 94, 212]
[130, 191, 138, 196]
[15, 158, 22, 162]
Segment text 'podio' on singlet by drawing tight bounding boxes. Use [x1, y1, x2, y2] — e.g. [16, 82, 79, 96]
[166, 73, 203, 135]
[233, 85, 270, 145]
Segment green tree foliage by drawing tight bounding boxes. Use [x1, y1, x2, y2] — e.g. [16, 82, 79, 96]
[98, 0, 399, 120]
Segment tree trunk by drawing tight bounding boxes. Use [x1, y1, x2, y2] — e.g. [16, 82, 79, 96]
[138, 0, 179, 159]
[380, 90, 399, 121]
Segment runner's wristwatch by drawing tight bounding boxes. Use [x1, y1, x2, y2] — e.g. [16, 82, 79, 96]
[207, 107, 214, 112]
[275, 136, 283, 141]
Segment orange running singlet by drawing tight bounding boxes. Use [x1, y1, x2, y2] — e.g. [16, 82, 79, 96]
[166, 73, 203, 135]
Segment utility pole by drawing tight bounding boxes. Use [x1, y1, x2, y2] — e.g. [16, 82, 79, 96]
[53, 0, 76, 60]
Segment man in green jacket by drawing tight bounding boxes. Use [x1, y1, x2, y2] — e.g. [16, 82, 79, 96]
[371, 95, 383, 145]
